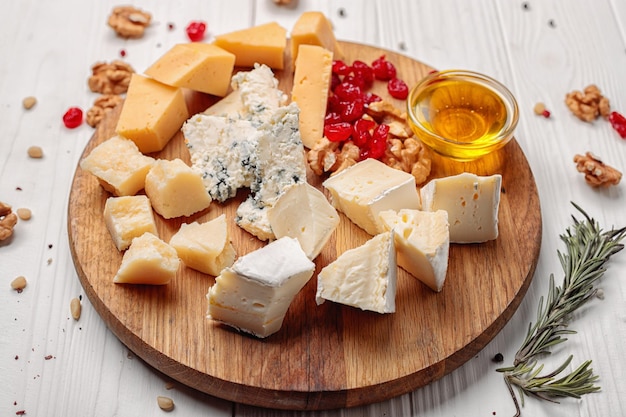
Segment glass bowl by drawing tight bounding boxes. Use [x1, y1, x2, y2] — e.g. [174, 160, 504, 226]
[407, 70, 519, 161]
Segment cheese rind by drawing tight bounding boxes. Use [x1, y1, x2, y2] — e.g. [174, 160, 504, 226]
[145, 43, 235, 96]
[103, 195, 158, 251]
[80, 135, 155, 196]
[169, 214, 236, 276]
[379, 209, 450, 292]
[420, 172, 502, 243]
[291, 45, 333, 149]
[323, 158, 421, 235]
[290, 11, 343, 63]
[267, 182, 339, 260]
[207, 237, 315, 338]
[316, 231, 397, 313]
[114, 232, 180, 285]
[144, 158, 212, 219]
[116, 73, 189, 153]
[213, 22, 287, 69]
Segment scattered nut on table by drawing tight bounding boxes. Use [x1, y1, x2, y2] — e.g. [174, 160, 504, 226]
[107, 6, 152, 38]
[16, 208, 32, 220]
[157, 396, 175, 412]
[86, 94, 124, 127]
[565, 85, 611, 122]
[88, 61, 134, 95]
[70, 297, 82, 320]
[573, 152, 622, 187]
[22, 96, 37, 110]
[11, 276, 27, 293]
[1, 202, 18, 241]
[27, 145, 43, 158]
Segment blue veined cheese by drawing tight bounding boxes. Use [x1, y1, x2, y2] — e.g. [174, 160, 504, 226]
[316, 231, 397, 314]
[236, 102, 307, 241]
[183, 114, 260, 202]
[231, 63, 287, 124]
[420, 172, 502, 243]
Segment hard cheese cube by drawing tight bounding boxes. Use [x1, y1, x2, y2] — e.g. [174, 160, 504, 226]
[379, 209, 450, 292]
[114, 232, 180, 285]
[116, 73, 189, 153]
[316, 231, 397, 314]
[323, 158, 421, 235]
[420, 172, 502, 243]
[79, 135, 154, 196]
[104, 195, 158, 251]
[207, 237, 315, 338]
[145, 158, 212, 219]
[169, 214, 236, 276]
[291, 44, 333, 149]
[213, 22, 287, 69]
[290, 11, 343, 63]
[145, 43, 235, 97]
[267, 182, 339, 260]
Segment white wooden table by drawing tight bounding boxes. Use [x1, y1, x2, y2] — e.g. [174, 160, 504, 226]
[1, 1, 625, 416]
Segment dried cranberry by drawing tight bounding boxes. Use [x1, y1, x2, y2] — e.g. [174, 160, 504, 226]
[324, 112, 342, 125]
[542, 109, 551, 118]
[330, 73, 341, 91]
[325, 122, 353, 142]
[332, 60, 351, 76]
[372, 55, 397, 81]
[361, 124, 389, 160]
[353, 119, 375, 147]
[186, 21, 207, 42]
[327, 94, 341, 114]
[338, 98, 364, 122]
[334, 82, 363, 102]
[341, 74, 365, 90]
[387, 78, 409, 100]
[351, 60, 374, 89]
[62, 107, 83, 129]
[363, 92, 382, 105]
[608, 111, 626, 139]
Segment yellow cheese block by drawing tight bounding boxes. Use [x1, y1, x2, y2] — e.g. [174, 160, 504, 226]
[79, 135, 155, 196]
[144, 158, 212, 219]
[213, 22, 287, 69]
[290, 11, 343, 63]
[114, 232, 180, 285]
[104, 195, 158, 251]
[291, 44, 333, 149]
[145, 43, 235, 97]
[116, 73, 189, 154]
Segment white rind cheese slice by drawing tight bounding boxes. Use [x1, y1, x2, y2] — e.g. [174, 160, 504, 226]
[322, 158, 421, 235]
[267, 182, 340, 260]
[207, 237, 315, 338]
[379, 209, 450, 292]
[420, 172, 502, 243]
[316, 231, 397, 314]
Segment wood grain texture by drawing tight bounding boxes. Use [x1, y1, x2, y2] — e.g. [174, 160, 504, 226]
[67, 41, 541, 410]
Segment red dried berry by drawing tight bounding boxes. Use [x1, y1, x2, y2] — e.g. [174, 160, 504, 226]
[363, 92, 382, 105]
[324, 122, 353, 142]
[332, 60, 350, 76]
[324, 112, 342, 125]
[387, 78, 409, 99]
[186, 21, 207, 42]
[608, 111, 626, 139]
[330, 73, 341, 91]
[351, 60, 374, 89]
[372, 55, 397, 81]
[353, 119, 376, 147]
[542, 109, 551, 118]
[62, 107, 83, 129]
[334, 82, 363, 102]
[338, 98, 364, 122]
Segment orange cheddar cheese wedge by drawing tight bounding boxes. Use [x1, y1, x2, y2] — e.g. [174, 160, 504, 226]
[290, 11, 343, 64]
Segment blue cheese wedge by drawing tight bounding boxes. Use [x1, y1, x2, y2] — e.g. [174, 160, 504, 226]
[230, 63, 287, 124]
[379, 209, 450, 292]
[322, 158, 421, 235]
[420, 172, 502, 243]
[207, 237, 315, 338]
[267, 182, 340, 260]
[316, 231, 397, 314]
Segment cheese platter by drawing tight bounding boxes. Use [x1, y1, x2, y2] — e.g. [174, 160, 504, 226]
[67, 40, 541, 410]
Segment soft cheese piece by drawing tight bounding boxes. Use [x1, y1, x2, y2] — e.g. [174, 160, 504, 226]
[291, 44, 333, 149]
[144, 158, 212, 219]
[290, 11, 343, 63]
[236, 102, 307, 241]
[322, 158, 421, 235]
[213, 22, 287, 69]
[316, 231, 397, 314]
[267, 182, 339, 260]
[103, 195, 158, 251]
[230, 63, 288, 124]
[80, 135, 155, 196]
[379, 209, 450, 292]
[114, 232, 180, 285]
[420, 172, 502, 243]
[169, 214, 236, 276]
[207, 237, 315, 338]
[145, 43, 235, 96]
[116, 73, 189, 154]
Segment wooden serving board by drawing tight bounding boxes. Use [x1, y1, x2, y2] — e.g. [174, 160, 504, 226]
[67, 41, 542, 410]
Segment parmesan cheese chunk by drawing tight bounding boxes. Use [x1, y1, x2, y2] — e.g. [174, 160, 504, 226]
[114, 232, 180, 285]
[103, 195, 158, 251]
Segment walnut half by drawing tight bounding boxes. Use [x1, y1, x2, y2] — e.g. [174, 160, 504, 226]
[573, 152, 622, 187]
[108, 6, 152, 39]
[86, 94, 124, 128]
[565, 85, 611, 122]
[88, 60, 134, 95]
[0, 202, 18, 241]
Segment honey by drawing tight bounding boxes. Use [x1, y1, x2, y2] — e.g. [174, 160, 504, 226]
[407, 70, 518, 161]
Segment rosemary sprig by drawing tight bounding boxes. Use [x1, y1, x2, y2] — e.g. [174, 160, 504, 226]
[497, 202, 626, 417]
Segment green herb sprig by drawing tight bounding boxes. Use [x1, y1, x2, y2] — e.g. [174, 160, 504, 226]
[497, 203, 626, 417]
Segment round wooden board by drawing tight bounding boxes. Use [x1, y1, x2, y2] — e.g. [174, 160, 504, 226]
[67, 41, 542, 410]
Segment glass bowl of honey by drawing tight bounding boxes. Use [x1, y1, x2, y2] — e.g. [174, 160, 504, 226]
[407, 70, 519, 161]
